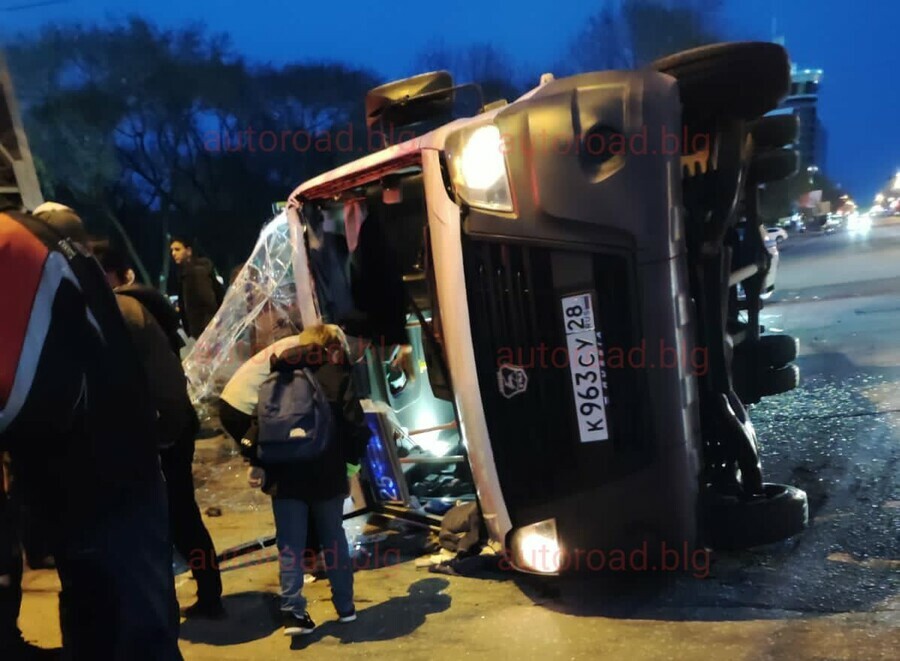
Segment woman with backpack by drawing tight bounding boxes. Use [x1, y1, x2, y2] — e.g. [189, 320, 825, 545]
[234, 324, 371, 636]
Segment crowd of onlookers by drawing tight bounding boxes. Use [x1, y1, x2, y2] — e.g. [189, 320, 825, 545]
[1, 195, 410, 659]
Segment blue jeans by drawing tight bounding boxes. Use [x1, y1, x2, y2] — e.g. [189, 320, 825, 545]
[272, 496, 353, 615]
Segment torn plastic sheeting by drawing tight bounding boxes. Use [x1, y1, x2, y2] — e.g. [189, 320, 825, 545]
[182, 211, 303, 407]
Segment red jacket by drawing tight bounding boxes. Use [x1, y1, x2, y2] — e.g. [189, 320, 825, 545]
[0, 209, 161, 515]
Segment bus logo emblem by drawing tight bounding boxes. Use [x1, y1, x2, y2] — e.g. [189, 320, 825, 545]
[497, 364, 528, 399]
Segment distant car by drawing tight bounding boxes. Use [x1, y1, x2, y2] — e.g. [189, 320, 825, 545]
[847, 212, 872, 235]
[766, 227, 788, 243]
[823, 214, 844, 234]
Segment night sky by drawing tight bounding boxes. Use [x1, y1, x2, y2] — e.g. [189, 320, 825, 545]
[1, 0, 893, 200]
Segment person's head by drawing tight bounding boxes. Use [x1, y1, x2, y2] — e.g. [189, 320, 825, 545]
[297, 323, 350, 357]
[32, 201, 88, 244]
[170, 237, 193, 265]
[92, 242, 135, 289]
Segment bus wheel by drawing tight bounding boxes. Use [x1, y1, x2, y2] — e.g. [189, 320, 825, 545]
[759, 334, 799, 369]
[701, 483, 808, 550]
[759, 363, 800, 397]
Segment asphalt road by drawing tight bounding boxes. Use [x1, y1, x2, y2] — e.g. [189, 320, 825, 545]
[18, 220, 900, 660]
[773, 219, 900, 295]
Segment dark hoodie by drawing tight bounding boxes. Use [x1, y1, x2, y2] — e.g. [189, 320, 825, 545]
[175, 257, 223, 338]
[115, 294, 194, 449]
[0, 209, 164, 511]
[116, 284, 185, 356]
[240, 344, 371, 502]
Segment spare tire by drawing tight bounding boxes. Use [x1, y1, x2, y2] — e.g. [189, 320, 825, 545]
[650, 42, 791, 122]
[702, 483, 808, 550]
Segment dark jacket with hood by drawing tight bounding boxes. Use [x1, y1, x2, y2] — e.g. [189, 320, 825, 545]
[174, 257, 223, 339]
[239, 344, 371, 502]
[115, 294, 196, 449]
[0, 208, 163, 516]
[116, 284, 185, 356]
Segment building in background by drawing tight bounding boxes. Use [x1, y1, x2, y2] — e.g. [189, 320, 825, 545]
[760, 58, 834, 221]
[778, 65, 827, 173]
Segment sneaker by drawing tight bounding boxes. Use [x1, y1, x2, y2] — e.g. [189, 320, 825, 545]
[282, 611, 316, 636]
[181, 599, 226, 620]
[337, 608, 357, 623]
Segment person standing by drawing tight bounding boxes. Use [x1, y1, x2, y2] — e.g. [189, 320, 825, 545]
[0, 197, 28, 656]
[95, 244, 224, 619]
[0, 454, 25, 656]
[94, 241, 185, 355]
[218, 334, 303, 444]
[234, 325, 371, 636]
[1, 203, 182, 658]
[169, 237, 224, 339]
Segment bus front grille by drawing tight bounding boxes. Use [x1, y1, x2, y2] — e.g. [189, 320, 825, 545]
[461, 238, 647, 523]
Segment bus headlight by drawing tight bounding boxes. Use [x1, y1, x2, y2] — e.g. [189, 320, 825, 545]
[447, 124, 514, 212]
[507, 518, 561, 574]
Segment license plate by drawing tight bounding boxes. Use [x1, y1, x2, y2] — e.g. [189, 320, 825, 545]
[561, 293, 610, 443]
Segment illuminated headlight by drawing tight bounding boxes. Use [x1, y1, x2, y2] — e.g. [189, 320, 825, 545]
[447, 124, 514, 212]
[849, 213, 872, 235]
[507, 518, 562, 574]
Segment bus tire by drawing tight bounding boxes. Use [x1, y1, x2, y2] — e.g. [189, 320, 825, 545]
[650, 42, 790, 122]
[759, 334, 798, 369]
[749, 148, 799, 184]
[759, 363, 799, 397]
[702, 483, 808, 550]
[751, 114, 799, 150]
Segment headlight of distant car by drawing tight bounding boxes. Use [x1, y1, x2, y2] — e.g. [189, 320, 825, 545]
[506, 518, 562, 574]
[848, 212, 872, 235]
[446, 123, 514, 212]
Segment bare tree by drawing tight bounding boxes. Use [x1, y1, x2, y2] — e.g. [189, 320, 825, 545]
[415, 41, 522, 104]
[563, 5, 631, 74]
[563, 0, 723, 73]
[7, 18, 378, 281]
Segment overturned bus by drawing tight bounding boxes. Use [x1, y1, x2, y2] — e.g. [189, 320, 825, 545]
[200, 42, 809, 575]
